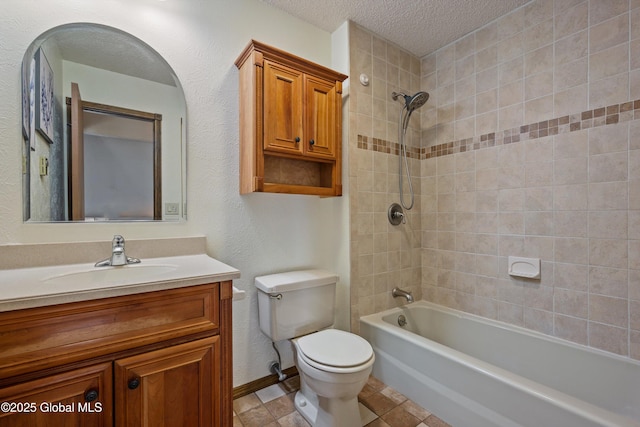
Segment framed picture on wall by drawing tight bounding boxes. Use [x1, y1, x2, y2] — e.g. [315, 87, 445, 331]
[35, 48, 54, 144]
[21, 61, 29, 140]
[29, 57, 36, 151]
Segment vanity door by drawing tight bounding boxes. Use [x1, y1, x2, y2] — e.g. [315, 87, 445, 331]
[0, 363, 112, 427]
[114, 336, 220, 427]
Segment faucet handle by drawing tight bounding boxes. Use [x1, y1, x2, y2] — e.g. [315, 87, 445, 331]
[112, 235, 125, 247]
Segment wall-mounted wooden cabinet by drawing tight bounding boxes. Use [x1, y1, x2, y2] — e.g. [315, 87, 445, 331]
[235, 40, 348, 196]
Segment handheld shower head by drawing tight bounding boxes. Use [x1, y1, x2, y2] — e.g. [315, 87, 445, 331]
[407, 91, 429, 111]
[391, 91, 430, 112]
[391, 90, 430, 212]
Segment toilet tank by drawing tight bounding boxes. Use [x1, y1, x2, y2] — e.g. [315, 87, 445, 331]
[255, 269, 337, 341]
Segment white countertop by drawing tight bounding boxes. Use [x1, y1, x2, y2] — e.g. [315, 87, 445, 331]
[0, 254, 241, 312]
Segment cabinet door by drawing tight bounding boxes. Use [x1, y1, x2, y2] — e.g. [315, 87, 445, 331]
[115, 337, 220, 427]
[263, 60, 304, 155]
[0, 363, 113, 427]
[304, 75, 337, 159]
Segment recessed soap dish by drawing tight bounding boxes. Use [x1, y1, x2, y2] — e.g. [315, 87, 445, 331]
[508, 256, 540, 279]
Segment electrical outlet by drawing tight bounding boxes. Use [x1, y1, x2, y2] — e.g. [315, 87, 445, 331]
[39, 157, 48, 176]
[165, 202, 179, 215]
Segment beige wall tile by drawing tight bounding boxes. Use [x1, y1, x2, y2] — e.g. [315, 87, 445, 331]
[555, 2, 588, 40]
[589, 211, 628, 239]
[588, 152, 628, 183]
[554, 84, 588, 116]
[525, 95, 554, 123]
[590, 0, 629, 26]
[589, 238, 628, 268]
[589, 43, 629, 81]
[497, 32, 524, 62]
[554, 314, 588, 345]
[632, 331, 640, 360]
[555, 237, 589, 264]
[525, 71, 553, 100]
[554, 211, 588, 237]
[631, 70, 640, 101]
[555, 157, 588, 184]
[476, 45, 498, 73]
[555, 57, 588, 91]
[554, 184, 588, 210]
[555, 288, 588, 318]
[523, 18, 554, 52]
[590, 122, 629, 154]
[476, 66, 498, 94]
[554, 262, 588, 291]
[633, 5, 640, 35]
[589, 322, 628, 355]
[525, 45, 554, 76]
[476, 22, 497, 51]
[500, 56, 524, 85]
[555, 30, 588, 65]
[590, 266, 629, 298]
[589, 13, 629, 53]
[498, 7, 524, 39]
[631, 299, 640, 330]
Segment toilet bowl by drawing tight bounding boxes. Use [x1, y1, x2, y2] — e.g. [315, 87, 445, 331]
[292, 329, 374, 427]
[254, 270, 375, 427]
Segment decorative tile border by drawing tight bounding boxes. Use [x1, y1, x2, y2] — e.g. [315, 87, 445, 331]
[358, 99, 640, 160]
[356, 135, 423, 159]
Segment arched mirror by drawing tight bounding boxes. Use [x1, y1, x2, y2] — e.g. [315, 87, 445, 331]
[21, 23, 187, 222]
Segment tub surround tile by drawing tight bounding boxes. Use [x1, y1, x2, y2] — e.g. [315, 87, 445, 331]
[350, 0, 640, 362]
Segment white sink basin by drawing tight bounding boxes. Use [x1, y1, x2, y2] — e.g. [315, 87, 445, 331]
[0, 254, 241, 312]
[42, 264, 178, 286]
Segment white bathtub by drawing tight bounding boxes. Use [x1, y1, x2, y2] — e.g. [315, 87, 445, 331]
[360, 301, 640, 427]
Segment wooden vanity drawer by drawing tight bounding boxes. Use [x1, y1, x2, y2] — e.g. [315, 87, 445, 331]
[0, 283, 220, 381]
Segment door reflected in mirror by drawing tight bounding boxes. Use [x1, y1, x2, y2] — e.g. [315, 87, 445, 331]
[21, 23, 187, 222]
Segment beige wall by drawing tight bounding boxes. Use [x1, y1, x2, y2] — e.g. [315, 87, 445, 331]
[350, 0, 640, 361]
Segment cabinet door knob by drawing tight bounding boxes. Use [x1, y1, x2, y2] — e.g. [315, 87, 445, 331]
[295, 137, 300, 143]
[309, 139, 315, 146]
[128, 378, 140, 390]
[84, 389, 99, 402]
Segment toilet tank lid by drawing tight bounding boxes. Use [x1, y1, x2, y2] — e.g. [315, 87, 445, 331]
[255, 269, 338, 293]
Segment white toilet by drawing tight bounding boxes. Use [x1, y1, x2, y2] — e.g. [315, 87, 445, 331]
[255, 270, 374, 427]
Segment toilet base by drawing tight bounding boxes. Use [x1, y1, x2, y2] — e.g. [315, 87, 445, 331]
[294, 389, 362, 427]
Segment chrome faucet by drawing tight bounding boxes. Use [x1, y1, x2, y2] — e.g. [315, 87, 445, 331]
[392, 287, 414, 303]
[95, 235, 141, 267]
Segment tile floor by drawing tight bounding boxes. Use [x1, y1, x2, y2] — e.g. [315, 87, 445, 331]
[233, 374, 452, 427]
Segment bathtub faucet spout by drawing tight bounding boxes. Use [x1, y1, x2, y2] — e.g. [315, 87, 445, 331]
[392, 287, 414, 303]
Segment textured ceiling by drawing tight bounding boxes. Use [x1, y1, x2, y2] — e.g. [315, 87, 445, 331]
[260, 0, 531, 58]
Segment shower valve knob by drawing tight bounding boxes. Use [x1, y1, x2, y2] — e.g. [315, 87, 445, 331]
[388, 203, 405, 225]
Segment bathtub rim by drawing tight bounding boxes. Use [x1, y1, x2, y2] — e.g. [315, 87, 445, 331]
[360, 300, 640, 427]
[362, 300, 640, 368]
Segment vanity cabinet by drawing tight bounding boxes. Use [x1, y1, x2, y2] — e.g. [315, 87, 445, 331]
[0, 282, 234, 427]
[0, 363, 113, 426]
[235, 40, 348, 196]
[115, 337, 219, 426]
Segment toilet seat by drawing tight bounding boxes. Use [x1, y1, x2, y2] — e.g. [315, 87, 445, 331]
[295, 329, 374, 373]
